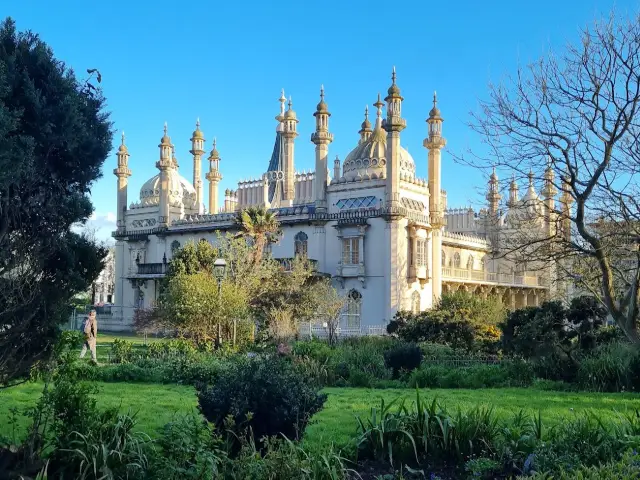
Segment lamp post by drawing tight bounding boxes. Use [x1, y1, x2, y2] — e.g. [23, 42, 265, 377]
[213, 258, 227, 347]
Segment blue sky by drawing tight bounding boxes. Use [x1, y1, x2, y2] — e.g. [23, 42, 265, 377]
[5, 0, 637, 241]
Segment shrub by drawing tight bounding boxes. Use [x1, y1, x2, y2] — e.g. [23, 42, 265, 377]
[110, 338, 135, 363]
[576, 341, 640, 392]
[407, 361, 534, 389]
[196, 356, 327, 449]
[383, 343, 423, 378]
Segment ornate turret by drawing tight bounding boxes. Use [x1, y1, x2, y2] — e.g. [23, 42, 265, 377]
[333, 155, 341, 181]
[113, 131, 132, 229]
[358, 105, 372, 144]
[156, 123, 173, 226]
[542, 161, 558, 238]
[205, 138, 223, 214]
[190, 119, 206, 214]
[282, 96, 298, 203]
[486, 167, 501, 215]
[383, 67, 406, 210]
[423, 91, 447, 302]
[560, 170, 574, 243]
[311, 85, 333, 210]
[507, 174, 519, 207]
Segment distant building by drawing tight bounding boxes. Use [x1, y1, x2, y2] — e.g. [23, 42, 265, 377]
[93, 248, 115, 305]
[111, 70, 569, 332]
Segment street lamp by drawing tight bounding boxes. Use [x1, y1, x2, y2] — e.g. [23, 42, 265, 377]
[213, 258, 227, 294]
[213, 258, 227, 348]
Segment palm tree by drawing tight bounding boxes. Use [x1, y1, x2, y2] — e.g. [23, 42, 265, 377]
[236, 206, 281, 265]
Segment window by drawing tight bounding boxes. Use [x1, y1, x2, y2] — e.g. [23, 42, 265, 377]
[336, 196, 378, 210]
[342, 238, 359, 264]
[294, 231, 308, 257]
[442, 251, 446, 267]
[416, 239, 426, 266]
[411, 291, 421, 314]
[453, 252, 461, 268]
[342, 289, 362, 328]
[480, 257, 486, 271]
[170, 240, 181, 254]
[467, 255, 474, 270]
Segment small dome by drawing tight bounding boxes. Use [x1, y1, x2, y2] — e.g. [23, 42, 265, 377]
[284, 108, 296, 119]
[192, 128, 204, 140]
[429, 105, 441, 118]
[316, 99, 328, 113]
[118, 143, 128, 154]
[388, 83, 401, 96]
[139, 170, 197, 209]
[342, 123, 415, 181]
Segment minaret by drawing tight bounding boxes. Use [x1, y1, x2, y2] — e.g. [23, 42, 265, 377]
[424, 92, 447, 302]
[311, 85, 333, 211]
[205, 138, 222, 214]
[190, 119, 205, 214]
[541, 161, 558, 239]
[333, 155, 341, 180]
[383, 67, 406, 210]
[282, 96, 298, 204]
[507, 175, 519, 207]
[560, 172, 573, 243]
[113, 132, 131, 231]
[358, 105, 372, 144]
[156, 123, 173, 227]
[486, 167, 501, 216]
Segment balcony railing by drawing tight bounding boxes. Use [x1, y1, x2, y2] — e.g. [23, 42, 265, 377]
[136, 263, 167, 275]
[442, 267, 546, 287]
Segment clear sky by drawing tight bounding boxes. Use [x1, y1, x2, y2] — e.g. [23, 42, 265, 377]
[5, 0, 638, 241]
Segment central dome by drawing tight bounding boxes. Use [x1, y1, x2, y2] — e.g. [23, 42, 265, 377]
[139, 170, 198, 209]
[342, 126, 416, 181]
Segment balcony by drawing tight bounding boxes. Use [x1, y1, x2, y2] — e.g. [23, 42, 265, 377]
[442, 267, 547, 288]
[136, 263, 167, 276]
[408, 265, 428, 281]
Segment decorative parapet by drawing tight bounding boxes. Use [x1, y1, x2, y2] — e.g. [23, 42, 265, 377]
[172, 204, 317, 228]
[442, 266, 549, 288]
[311, 206, 430, 226]
[443, 231, 489, 246]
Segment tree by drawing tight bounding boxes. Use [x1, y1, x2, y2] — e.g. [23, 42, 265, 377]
[462, 11, 640, 344]
[0, 18, 111, 384]
[235, 206, 281, 265]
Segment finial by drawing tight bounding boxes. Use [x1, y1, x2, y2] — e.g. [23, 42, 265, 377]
[279, 89, 286, 102]
[392, 66, 397, 84]
[213, 137, 217, 149]
[288, 96, 293, 109]
[433, 91, 437, 107]
[164, 122, 168, 135]
[364, 105, 369, 120]
[196, 118, 200, 128]
[374, 93, 384, 116]
[121, 131, 125, 145]
[528, 169, 534, 186]
[320, 84, 324, 100]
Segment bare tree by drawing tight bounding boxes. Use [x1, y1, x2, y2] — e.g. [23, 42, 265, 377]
[460, 11, 640, 344]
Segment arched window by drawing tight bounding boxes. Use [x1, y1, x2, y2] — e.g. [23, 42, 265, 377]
[453, 252, 461, 268]
[411, 291, 421, 314]
[480, 256, 486, 271]
[467, 255, 474, 270]
[294, 231, 308, 257]
[442, 251, 446, 267]
[342, 289, 362, 328]
[170, 240, 181, 254]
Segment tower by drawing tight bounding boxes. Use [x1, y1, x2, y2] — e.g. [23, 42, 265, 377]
[358, 105, 372, 144]
[383, 67, 406, 210]
[333, 155, 341, 181]
[424, 92, 447, 301]
[282, 97, 299, 204]
[486, 167, 501, 215]
[507, 174, 519, 207]
[541, 161, 558, 239]
[206, 138, 222, 214]
[311, 85, 333, 211]
[156, 123, 173, 227]
[190, 119, 205, 214]
[559, 172, 573, 243]
[113, 131, 131, 230]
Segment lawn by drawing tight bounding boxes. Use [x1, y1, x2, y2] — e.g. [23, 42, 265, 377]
[0, 382, 197, 443]
[303, 387, 640, 453]
[2, 382, 639, 453]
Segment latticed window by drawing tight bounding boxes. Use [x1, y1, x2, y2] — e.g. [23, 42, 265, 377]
[336, 196, 378, 210]
[467, 255, 474, 270]
[480, 256, 486, 271]
[453, 252, 461, 268]
[294, 231, 308, 257]
[416, 240, 426, 266]
[342, 289, 362, 328]
[411, 291, 421, 314]
[342, 238, 359, 264]
[442, 252, 446, 267]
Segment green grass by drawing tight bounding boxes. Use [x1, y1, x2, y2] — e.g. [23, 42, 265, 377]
[2, 383, 639, 455]
[96, 333, 169, 345]
[0, 382, 197, 443]
[303, 387, 640, 453]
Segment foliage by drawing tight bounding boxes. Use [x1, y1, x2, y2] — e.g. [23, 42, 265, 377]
[235, 206, 281, 265]
[407, 361, 534, 389]
[575, 341, 640, 392]
[197, 356, 327, 450]
[383, 344, 423, 379]
[525, 449, 640, 479]
[0, 17, 112, 384]
[390, 292, 504, 352]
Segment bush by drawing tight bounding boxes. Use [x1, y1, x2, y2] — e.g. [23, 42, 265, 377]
[407, 361, 534, 389]
[197, 356, 327, 449]
[110, 338, 135, 363]
[383, 343, 423, 378]
[576, 341, 640, 392]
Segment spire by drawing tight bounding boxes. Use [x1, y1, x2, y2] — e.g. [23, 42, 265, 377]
[284, 96, 297, 120]
[429, 91, 442, 119]
[314, 84, 330, 115]
[507, 174, 519, 207]
[161, 122, 171, 145]
[276, 89, 286, 123]
[373, 93, 384, 129]
[118, 131, 128, 153]
[386, 66, 402, 98]
[191, 118, 204, 140]
[486, 166, 501, 214]
[358, 105, 372, 143]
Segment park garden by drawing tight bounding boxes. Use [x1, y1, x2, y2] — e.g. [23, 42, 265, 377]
[3, 8, 640, 480]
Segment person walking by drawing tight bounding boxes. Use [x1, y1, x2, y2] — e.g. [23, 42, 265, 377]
[80, 309, 98, 363]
